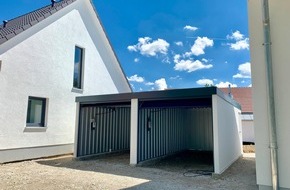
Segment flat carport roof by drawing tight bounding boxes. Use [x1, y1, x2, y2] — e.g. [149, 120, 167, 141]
[76, 87, 240, 109]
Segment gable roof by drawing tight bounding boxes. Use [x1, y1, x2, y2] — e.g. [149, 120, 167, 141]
[220, 87, 253, 113]
[0, 0, 77, 45]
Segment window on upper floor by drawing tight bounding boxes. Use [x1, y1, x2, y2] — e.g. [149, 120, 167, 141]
[73, 46, 84, 89]
[26, 97, 46, 127]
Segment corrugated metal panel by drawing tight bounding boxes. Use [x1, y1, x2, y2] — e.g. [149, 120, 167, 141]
[77, 106, 130, 157]
[137, 108, 187, 162]
[186, 108, 213, 151]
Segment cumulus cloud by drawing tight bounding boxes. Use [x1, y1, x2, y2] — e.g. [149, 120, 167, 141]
[127, 74, 145, 83]
[227, 30, 249, 50]
[175, 41, 183, 46]
[127, 37, 170, 57]
[190, 37, 214, 56]
[227, 30, 244, 41]
[233, 62, 251, 78]
[184, 25, 198, 31]
[173, 54, 213, 72]
[154, 78, 167, 90]
[196, 79, 214, 86]
[215, 81, 237, 88]
[229, 39, 249, 50]
[134, 58, 139, 63]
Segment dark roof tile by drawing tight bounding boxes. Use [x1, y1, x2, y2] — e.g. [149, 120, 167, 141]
[0, 0, 77, 45]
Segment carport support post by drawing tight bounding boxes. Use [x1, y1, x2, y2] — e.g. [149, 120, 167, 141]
[74, 102, 80, 158]
[130, 98, 138, 165]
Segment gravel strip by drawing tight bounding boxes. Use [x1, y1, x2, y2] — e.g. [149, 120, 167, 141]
[0, 154, 257, 190]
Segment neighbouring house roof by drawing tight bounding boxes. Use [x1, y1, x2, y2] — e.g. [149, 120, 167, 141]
[220, 87, 253, 113]
[0, 0, 76, 45]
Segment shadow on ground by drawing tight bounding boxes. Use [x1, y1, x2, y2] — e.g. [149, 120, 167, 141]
[35, 151, 257, 189]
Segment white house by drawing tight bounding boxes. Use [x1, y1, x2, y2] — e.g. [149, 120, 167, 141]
[249, 0, 290, 189]
[0, 0, 131, 163]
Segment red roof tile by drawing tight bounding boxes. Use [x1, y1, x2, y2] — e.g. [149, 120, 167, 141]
[220, 87, 253, 113]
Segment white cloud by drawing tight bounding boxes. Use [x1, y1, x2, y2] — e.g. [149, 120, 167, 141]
[170, 75, 182, 80]
[134, 58, 139, 63]
[173, 54, 213, 72]
[145, 82, 154, 86]
[196, 79, 214, 86]
[127, 74, 145, 83]
[233, 62, 251, 78]
[130, 84, 135, 90]
[227, 31, 249, 50]
[175, 41, 183, 46]
[127, 46, 137, 52]
[127, 37, 170, 57]
[183, 52, 192, 58]
[162, 57, 170, 64]
[229, 38, 249, 50]
[227, 30, 244, 40]
[190, 37, 214, 56]
[184, 25, 198, 31]
[201, 58, 209, 63]
[248, 84, 252, 87]
[216, 81, 237, 88]
[154, 78, 167, 90]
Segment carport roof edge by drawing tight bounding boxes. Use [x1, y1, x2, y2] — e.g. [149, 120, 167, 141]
[76, 87, 241, 109]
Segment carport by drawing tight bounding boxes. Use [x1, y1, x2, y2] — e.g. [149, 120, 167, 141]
[74, 87, 242, 174]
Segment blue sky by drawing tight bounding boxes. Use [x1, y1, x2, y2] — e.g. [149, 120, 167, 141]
[1, 0, 250, 91]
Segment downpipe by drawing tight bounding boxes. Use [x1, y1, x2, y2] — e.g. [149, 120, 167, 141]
[261, 0, 279, 189]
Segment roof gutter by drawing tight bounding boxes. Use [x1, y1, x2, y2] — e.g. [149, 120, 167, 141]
[261, 0, 279, 189]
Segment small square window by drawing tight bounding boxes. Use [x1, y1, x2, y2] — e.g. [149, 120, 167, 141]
[26, 97, 46, 127]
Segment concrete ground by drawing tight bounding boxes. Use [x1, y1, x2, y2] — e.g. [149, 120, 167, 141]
[0, 152, 257, 190]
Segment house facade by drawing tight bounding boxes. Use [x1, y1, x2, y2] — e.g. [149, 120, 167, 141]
[220, 87, 254, 143]
[249, 0, 290, 189]
[0, 0, 131, 163]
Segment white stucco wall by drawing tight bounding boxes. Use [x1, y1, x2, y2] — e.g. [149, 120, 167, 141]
[212, 95, 242, 174]
[0, 0, 130, 163]
[248, 0, 290, 188]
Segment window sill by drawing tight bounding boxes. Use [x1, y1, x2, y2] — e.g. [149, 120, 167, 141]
[24, 127, 47, 132]
[71, 88, 83, 94]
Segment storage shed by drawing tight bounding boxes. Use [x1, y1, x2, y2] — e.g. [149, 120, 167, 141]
[74, 87, 242, 174]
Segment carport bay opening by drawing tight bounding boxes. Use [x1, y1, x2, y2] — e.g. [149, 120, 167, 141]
[75, 87, 242, 174]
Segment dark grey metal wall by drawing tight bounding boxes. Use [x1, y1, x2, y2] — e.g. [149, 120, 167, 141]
[137, 107, 213, 163]
[77, 106, 130, 157]
[186, 108, 213, 151]
[137, 108, 188, 162]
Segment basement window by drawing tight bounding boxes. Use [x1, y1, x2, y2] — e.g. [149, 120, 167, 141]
[26, 97, 46, 127]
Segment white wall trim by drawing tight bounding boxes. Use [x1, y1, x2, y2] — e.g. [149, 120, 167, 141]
[0, 143, 73, 163]
[130, 98, 138, 165]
